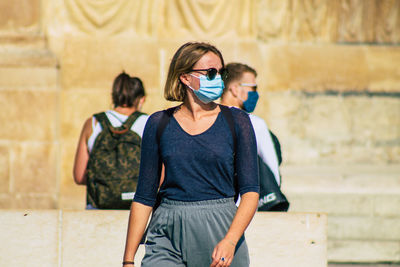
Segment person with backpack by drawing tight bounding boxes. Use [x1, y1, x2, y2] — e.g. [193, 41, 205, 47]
[220, 63, 289, 212]
[122, 42, 259, 267]
[73, 72, 149, 209]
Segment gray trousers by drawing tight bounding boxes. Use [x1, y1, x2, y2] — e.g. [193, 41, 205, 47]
[141, 198, 250, 267]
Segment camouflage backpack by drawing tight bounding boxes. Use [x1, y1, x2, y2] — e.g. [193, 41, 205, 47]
[86, 111, 144, 209]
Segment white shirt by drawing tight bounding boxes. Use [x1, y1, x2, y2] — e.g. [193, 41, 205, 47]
[249, 114, 281, 186]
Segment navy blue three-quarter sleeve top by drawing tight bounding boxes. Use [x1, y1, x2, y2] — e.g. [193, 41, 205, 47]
[133, 106, 259, 207]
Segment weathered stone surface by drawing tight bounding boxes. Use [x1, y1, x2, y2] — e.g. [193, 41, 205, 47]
[329, 216, 400, 241]
[61, 210, 130, 267]
[247, 212, 327, 267]
[0, 49, 57, 67]
[365, 46, 400, 91]
[61, 89, 110, 141]
[0, 210, 59, 267]
[287, 193, 375, 216]
[0, 0, 40, 33]
[0, 91, 58, 141]
[261, 44, 400, 92]
[263, 91, 400, 164]
[0, 67, 58, 89]
[59, 140, 86, 210]
[61, 38, 160, 90]
[0, 34, 46, 49]
[0, 145, 10, 193]
[257, 0, 338, 42]
[328, 240, 400, 262]
[0, 210, 326, 267]
[281, 164, 400, 195]
[289, 192, 400, 218]
[12, 142, 58, 194]
[263, 44, 371, 91]
[0, 193, 58, 209]
[256, 0, 400, 44]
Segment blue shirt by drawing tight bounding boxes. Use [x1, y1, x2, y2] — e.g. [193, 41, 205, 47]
[134, 106, 259, 207]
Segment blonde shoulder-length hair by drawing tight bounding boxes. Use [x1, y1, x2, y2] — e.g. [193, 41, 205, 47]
[164, 42, 225, 102]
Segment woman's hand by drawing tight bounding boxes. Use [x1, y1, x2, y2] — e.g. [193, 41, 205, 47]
[210, 238, 236, 267]
[210, 192, 259, 267]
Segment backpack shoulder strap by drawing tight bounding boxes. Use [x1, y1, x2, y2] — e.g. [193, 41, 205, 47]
[95, 111, 145, 135]
[269, 130, 282, 166]
[156, 107, 176, 145]
[219, 104, 239, 201]
[123, 111, 145, 130]
[219, 105, 237, 150]
[93, 112, 111, 130]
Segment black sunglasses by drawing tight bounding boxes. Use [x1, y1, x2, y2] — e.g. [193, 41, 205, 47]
[191, 68, 228, 80]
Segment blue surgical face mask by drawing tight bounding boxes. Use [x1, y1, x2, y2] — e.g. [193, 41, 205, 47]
[188, 74, 224, 104]
[242, 91, 259, 113]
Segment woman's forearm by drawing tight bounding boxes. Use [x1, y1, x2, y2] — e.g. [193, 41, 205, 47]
[123, 201, 153, 262]
[224, 192, 259, 245]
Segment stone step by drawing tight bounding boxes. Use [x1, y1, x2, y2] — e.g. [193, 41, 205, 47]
[328, 240, 400, 263]
[278, 165, 400, 263]
[287, 192, 400, 217]
[328, 215, 400, 241]
[281, 165, 400, 216]
[281, 165, 400, 195]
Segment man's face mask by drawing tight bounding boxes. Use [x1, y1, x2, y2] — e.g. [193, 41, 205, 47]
[239, 83, 259, 113]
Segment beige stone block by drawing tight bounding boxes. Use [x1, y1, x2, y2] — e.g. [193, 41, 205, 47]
[0, 210, 59, 267]
[328, 216, 400, 241]
[247, 212, 327, 267]
[3, 194, 58, 209]
[328, 240, 400, 262]
[0, 90, 58, 141]
[255, 91, 302, 142]
[0, 49, 57, 68]
[61, 89, 110, 141]
[0, 0, 40, 32]
[61, 37, 160, 90]
[0, 145, 10, 193]
[263, 44, 370, 91]
[60, 140, 86, 210]
[12, 142, 58, 194]
[281, 164, 400, 195]
[256, 0, 338, 43]
[0, 34, 46, 49]
[0, 67, 58, 89]
[345, 96, 400, 142]
[365, 46, 400, 91]
[61, 210, 136, 267]
[388, 146, 400, 163]
[288, 191, 400, 217]
[373, 194, 400, 217]
[261, 91, 400, 165]
[59, 182, 86, 210]
[302, 96, 352, 144]
[287, 193, 375, 216]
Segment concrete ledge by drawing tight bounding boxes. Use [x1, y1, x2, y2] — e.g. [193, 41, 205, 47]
[0, 210, 327, 267]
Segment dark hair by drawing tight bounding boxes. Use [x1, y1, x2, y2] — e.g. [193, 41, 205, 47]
[164, 42, 225, 102]
[222, 63, 257, 94]
[112, 72, 145, 108]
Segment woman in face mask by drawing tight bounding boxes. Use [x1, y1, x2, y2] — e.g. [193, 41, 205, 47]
[123, 42, 259, 267]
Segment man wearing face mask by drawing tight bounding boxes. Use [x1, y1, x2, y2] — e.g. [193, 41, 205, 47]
[221, 63, 289, 211]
